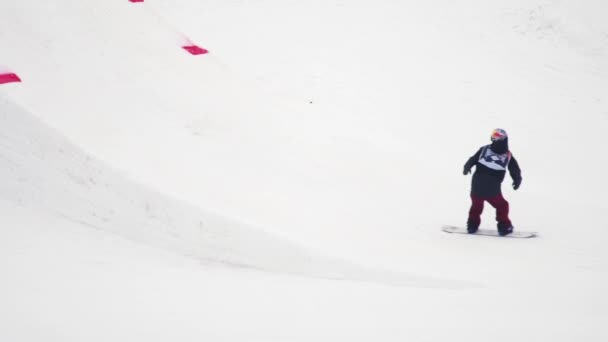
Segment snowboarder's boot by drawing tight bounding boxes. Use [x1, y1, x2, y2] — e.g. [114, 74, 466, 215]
[467, 221, 479, 234]
[497, 222, 513, 236]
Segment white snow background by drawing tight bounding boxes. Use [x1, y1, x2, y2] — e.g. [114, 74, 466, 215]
[1, 0, 607, 341]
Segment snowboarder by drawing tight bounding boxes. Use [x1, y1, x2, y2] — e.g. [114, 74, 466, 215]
[463, 128, 522, 236]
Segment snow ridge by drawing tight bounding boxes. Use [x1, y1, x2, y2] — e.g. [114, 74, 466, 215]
[0, 93, 472, 289]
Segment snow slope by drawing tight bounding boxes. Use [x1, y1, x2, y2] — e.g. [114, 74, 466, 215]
[2, 92, 471, 288]
[1, 0, 608, 340]
[0, 93, 318, 273]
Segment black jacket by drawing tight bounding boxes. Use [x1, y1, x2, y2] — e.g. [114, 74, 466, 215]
[464, 141, 522, 198]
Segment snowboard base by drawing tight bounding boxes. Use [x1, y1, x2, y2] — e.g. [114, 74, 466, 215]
[442, 225, 537, 238]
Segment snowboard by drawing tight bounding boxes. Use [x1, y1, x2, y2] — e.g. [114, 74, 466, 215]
[441, 225, 537, 238]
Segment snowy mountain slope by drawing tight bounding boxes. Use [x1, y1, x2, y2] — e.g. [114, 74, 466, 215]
[1, 0, 608, 341]
[3, 198, 585, 342]
[4, 0, 606, 257]
[0, 91, 474, 288]
[148, 0, 608, 254]
[0, 92, 312, 273]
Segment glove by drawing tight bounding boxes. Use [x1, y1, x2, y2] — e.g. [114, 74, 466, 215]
[512, 179, 521, 190]
[463, 166, 471, 175]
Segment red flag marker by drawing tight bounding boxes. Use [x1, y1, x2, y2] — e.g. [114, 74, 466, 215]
[182, 45, 209, 55]
[129, 0, 144, 2]
[0, 73, 21, 85]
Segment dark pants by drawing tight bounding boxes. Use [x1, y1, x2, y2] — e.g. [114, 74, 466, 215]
[467, 194, 512, 229]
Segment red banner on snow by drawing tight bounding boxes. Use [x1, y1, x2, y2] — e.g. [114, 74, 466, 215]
[129, 0, 144, 3]
[0, 73, 21, 85]
[182, 45, 209, 55]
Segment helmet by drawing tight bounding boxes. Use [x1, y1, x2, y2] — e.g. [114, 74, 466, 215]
[490, 128, 508, 141]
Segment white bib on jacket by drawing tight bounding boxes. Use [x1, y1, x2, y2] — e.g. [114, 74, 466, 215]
[478, 145, 511, 171]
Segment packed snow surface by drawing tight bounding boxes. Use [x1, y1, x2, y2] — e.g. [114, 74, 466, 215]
[1, 0, 607, 341]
